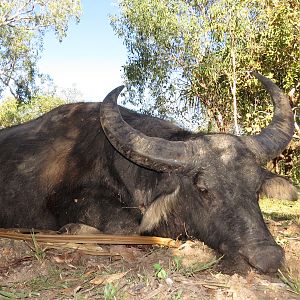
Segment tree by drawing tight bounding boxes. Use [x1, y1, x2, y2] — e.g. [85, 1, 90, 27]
[0, 0, 81, 103]
[112, 0, 300, 185]
[0, 95, 68, 128]
[111, 0, 299, 132]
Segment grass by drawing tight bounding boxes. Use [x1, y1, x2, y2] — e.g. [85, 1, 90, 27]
[29, 230, 46, 261]
[25, 267, 69, 292]
[153, 263, 168, 280]
[176, 256, 223, 277]
[259, 197, 300, 221]
[104, 283, 118, 300]
[260, 197, 300, 295]
[0, 269, 64, 299]
[278, 269, 300, 295]
[3, 264, 120, 299]
[0, 289, 41, 299]
[2, 265, 94, 298]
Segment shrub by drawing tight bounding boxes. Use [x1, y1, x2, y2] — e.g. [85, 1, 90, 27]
[0, 96, 67, 128]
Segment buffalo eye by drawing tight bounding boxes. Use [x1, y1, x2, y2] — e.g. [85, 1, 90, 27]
[198, 186, 208, 193]
[194, 175, 208, 193]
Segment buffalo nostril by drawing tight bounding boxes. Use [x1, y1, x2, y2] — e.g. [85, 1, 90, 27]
[243, 244, 284, 273]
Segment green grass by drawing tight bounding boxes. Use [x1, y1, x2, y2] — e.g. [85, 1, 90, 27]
[0, 288, 41, 299]
[2, 265, 90, 299]
[30, 231, 46, 261]
[260, 197, 300, 295]
[0, 267, 65, 299]
[278, 269, 300, 295]
[104, 283, 118, 300]
[173, 256, 224, 277]
[260, 197, 300, 222]
[26, 270, 67, 291]
[153, 263, 168, 280]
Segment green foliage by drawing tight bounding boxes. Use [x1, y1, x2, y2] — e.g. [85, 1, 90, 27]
[112, 0, 299, 128]
[0, 288, 40, 298]
[0, 95, 67, 128]
[0, 0, 82, 102]
[243, 105, 273, 134]
[173, 256, 183, 272]
[111, 0, 257, 129]
[178, 256, 224, 277]
[104, 283, 117, 300]
[258, 1, 300, 94]
[260, 197, 300, 221]
[278, 269, 300, 295]
[112, 0, 300, 182]
[153, 263, 168, 280]
[30, 231, 46, 261]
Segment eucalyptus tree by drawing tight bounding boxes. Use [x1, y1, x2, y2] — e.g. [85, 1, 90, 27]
[112, 0, 300, 134]
[0, 0, 81, 102]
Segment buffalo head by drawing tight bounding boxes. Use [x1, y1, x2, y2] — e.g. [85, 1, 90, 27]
[100, 72, 294, 273]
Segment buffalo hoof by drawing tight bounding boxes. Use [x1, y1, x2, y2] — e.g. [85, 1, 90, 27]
[241, 244, 284, 273]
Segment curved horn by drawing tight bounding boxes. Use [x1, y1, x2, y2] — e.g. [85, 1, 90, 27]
[243, 72, 294, 164]
[100, 86, 206, 173]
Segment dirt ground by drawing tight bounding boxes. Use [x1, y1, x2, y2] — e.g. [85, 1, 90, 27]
[0, 207, 300, 299]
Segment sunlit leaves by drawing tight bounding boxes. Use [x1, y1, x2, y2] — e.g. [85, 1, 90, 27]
[112, 0, 300, 132]
[0, 95, 67, 128]
[0, 0, 82, 102]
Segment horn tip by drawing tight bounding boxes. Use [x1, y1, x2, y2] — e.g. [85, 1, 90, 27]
[103, 85, 125, 104]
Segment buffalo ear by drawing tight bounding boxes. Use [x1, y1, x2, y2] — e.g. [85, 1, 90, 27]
[259, 172, 299, 201]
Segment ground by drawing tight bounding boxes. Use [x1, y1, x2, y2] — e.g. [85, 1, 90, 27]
[0, 198, 300, 300]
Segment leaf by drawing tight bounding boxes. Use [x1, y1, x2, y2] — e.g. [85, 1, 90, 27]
[153, 263, 162, 271]
[110, 245, 142, 262]
[153, 263, 168, 279]
[0, 0, 82, 102]
[90, 272, 127, 285]
[157, 268, 168, 279]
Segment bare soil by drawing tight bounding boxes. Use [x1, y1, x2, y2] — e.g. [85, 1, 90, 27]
[0, 217, 300, 300]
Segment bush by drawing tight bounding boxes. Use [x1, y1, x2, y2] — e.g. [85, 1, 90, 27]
[0, 96, 67, 128]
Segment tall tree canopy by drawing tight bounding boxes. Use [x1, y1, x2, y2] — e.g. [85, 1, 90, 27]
[112, 0, 300, 133]
[0, 0, 81, 102]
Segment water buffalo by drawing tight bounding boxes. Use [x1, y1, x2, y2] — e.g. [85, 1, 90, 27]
[0, 72, 297, 273]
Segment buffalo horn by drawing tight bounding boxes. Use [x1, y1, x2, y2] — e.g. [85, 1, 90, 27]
[242, 72, 294, 164]
[100, 86, 207, 173]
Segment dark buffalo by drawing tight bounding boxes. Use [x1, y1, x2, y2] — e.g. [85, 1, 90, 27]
[0, 72, 297, 273]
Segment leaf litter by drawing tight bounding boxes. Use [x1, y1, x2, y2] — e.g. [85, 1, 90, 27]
[0, 219, 300, 299]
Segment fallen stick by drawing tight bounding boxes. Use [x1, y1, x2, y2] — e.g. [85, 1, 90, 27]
[0, 228, 180, 248]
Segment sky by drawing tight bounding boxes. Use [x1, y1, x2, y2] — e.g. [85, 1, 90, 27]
[38, 0, 127, 102]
